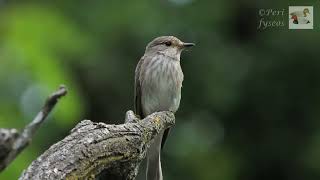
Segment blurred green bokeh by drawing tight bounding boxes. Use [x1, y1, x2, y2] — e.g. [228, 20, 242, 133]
[0, 0, 320, 179]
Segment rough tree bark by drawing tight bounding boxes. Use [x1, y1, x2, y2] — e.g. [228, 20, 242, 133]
[19, 110, 175, 180]
[0, 85, 67, 172]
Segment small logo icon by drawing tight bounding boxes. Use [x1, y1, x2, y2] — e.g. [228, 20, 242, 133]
[289, 6, 313, 29]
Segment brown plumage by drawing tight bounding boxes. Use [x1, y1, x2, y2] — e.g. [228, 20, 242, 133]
[134, 36, 194, 180]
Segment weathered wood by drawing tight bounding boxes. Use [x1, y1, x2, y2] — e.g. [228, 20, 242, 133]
[19, 110, 175, 180]
[0, 85, 67, 172]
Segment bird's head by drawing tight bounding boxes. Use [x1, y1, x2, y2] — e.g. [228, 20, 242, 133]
[145, 36, 194, 59]
[303, 8, 310, 16]
[291, 15, 298, 20]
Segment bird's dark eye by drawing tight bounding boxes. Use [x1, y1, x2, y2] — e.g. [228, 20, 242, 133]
[164, 41, 172, 46]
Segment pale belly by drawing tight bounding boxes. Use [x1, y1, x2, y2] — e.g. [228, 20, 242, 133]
[142, 80, 181, 116]
[141, 61, 183, 116]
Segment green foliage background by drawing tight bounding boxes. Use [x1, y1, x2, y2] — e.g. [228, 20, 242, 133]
[0, 0, 320, 179]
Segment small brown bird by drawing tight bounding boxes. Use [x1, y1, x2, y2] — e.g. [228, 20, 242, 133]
[134, 36, 194, 180]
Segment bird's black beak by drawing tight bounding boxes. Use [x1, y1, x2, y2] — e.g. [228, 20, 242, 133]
[183, 42, 195, 48]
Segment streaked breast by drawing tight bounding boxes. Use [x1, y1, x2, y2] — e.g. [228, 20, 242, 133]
[140, 55, 183, 116]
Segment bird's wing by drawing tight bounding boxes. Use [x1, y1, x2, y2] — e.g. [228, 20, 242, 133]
[134, 56, 145, 118]
[134, 55, 170, 149]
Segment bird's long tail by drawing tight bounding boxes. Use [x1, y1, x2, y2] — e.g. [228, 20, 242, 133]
[146, 130, 164, 180]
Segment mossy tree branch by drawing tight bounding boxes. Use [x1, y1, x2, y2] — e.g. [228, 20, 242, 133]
[19, 110, 175, 180]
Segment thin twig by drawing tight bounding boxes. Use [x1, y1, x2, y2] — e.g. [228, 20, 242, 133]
[0, 85, 67, 172]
